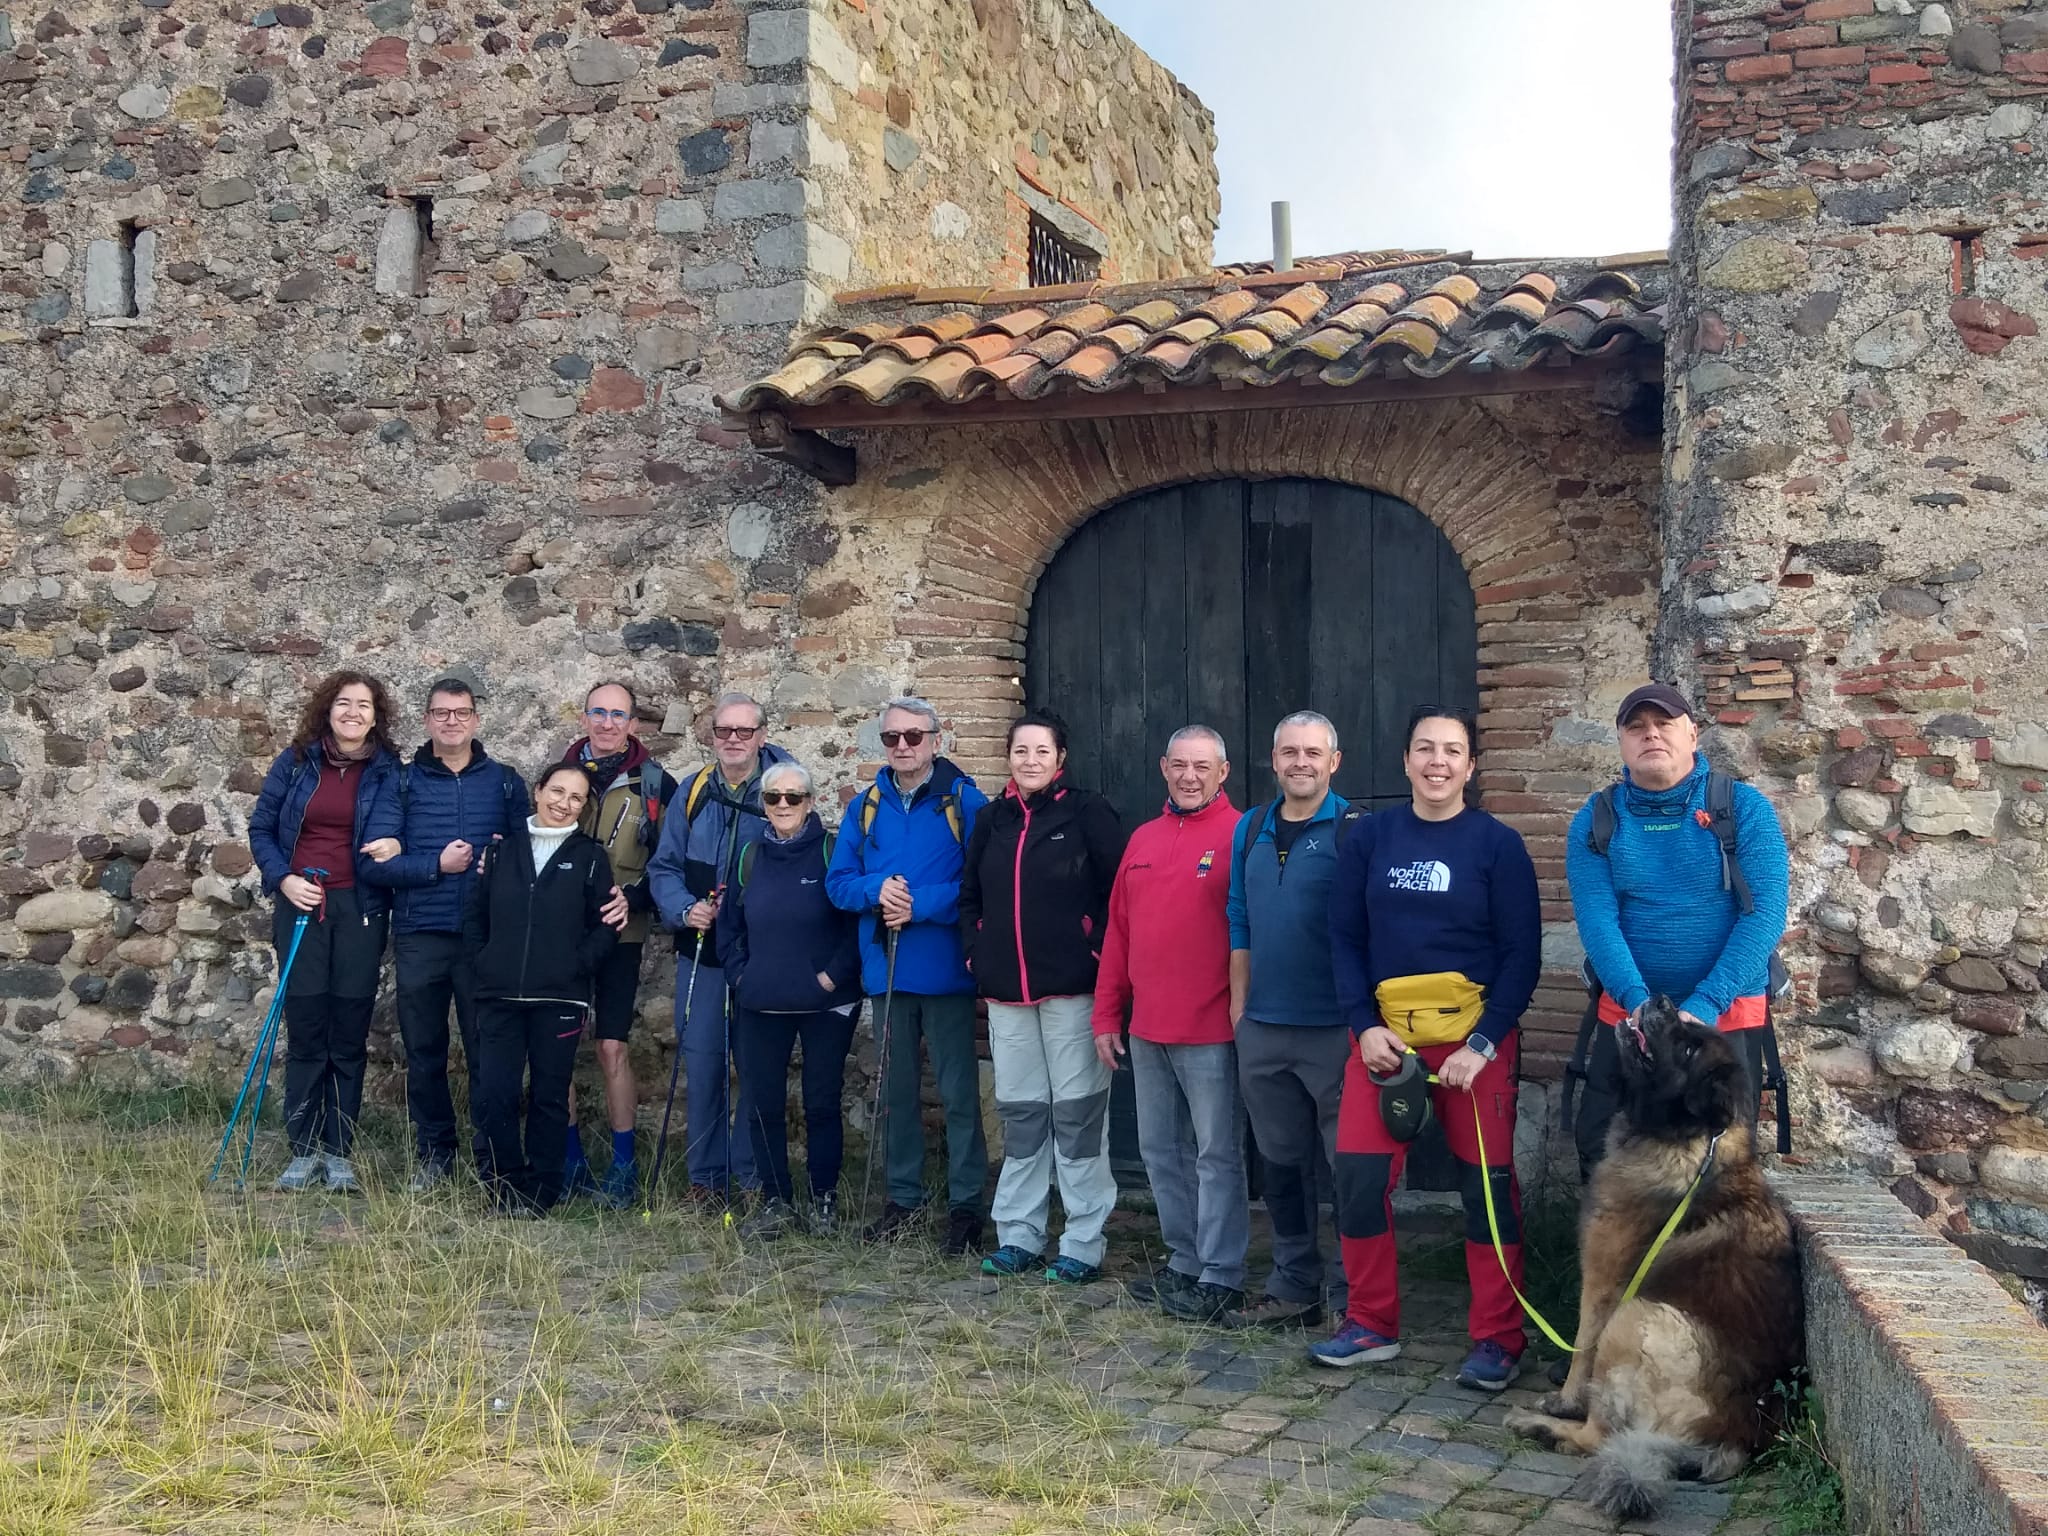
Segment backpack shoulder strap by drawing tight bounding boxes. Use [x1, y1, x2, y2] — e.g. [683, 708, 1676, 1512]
[940, 788, 964, 844]
[857, 784, 882, 839]
[737, 839, 756, 888]
[1705, 770, 1756, 915]
[822, 830, 837, 868]
[1587, 784, 1620, 855]
[636, 760, 670, 847]
[683, 764, 715, 821]
[1335, 803, 1369, 848]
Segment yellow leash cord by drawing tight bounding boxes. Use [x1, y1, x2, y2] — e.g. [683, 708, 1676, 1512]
[1408, 1056, 1720, 1356]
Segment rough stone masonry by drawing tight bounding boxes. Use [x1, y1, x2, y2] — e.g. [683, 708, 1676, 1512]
[1670, 0, 2048, 1272]
[0, 0, 1214, 1099]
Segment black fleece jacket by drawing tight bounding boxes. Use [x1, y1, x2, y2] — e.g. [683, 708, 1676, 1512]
[959, 777, 1124, 1004]
[464, 825, 618, 1006]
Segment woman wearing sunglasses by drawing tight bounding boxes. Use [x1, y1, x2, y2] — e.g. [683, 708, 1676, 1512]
[960, 710, 1126, 1284]
[719, 760, 863, 1239]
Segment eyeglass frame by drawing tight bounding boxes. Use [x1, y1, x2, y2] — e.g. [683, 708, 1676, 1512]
[583, 707, 632, 724]
[711, 723, 762, 741]
[426, 707, 477, 723]
[879, 729, 930, 748]
[760, 790, 812, 807]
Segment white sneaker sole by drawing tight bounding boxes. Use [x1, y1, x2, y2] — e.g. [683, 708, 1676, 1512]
[1308, 1340, 1403, 1368]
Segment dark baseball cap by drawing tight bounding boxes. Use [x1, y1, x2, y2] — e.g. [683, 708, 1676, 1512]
[1615, 682, 1693, 728]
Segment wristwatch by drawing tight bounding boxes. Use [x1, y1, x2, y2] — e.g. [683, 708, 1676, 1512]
[1466, 1034, 1497, 1062]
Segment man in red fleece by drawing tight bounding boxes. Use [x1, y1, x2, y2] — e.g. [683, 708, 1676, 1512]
[1093, 724, 1248, 1322]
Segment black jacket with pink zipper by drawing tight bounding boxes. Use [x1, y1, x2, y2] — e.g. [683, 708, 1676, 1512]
[959, 776, 1124, 1004]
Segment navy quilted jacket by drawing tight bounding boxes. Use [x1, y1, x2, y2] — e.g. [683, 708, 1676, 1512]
[247, 744, 403, 917]
[359, 743, 531, 935]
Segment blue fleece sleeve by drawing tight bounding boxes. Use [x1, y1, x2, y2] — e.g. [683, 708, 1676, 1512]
[1473, 822, 1542, 1048]
[645, 796, 692, 928]
[1327, 817, 1379, 1036]
[1226, 813, 1253, 951]
[825, 805, 887, 912]
[1681, 784, 1791, 1023]
[1566, 793, 1649, 1014]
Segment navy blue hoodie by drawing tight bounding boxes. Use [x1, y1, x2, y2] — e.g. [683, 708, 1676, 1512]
[720, 815, 863, 1014]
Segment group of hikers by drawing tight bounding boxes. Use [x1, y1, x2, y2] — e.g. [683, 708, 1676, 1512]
[245, 667, 1787, 1389]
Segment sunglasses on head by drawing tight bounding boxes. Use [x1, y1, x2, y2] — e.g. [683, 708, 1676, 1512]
[712, 723, 761, 741]
[880, 729, 928, 748]
[761, 791, 811, 807]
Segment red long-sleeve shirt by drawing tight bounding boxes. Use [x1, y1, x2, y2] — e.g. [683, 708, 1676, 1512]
[1091, 795, 1242, 1046]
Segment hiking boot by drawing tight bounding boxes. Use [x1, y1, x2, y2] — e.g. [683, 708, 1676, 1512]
[942, 1205, 984, 1257]
[1127, 1267, 1199, 1309]
[407, 1160, 452, 1195]
[810, 1190, 839, 1236]
[1161, 1280, 1246, 1324]
[739, 1196, 799, 1242]
[864, 1201, 920, 1244]
[597, 1159, 638, 1210]
[274, 1154, 322, 1192]
[1307, 1319, 1402, 1368]
[981, 1244, 1046, 1277]
[1220, 1294, 1323, 1331]
[562, 1159, 599, 1203]
[1457, 1340, 1521, 1393]
[323, 1155, 361, 1194]
[1045, 1256, 1102, 1286]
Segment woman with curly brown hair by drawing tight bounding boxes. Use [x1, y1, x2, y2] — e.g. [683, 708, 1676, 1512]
[248, 670, 404, 1193]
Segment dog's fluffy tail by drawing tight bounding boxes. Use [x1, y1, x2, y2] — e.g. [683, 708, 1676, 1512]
[1584, 1432, 1746, 1519]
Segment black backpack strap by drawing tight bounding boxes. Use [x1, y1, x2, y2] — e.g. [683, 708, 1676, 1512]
[1335, 803, 1369, 847]
[1587, 783, 1619, 855]
[1706, 770, 1755, 916]
[1560, 993, 1602, 1135]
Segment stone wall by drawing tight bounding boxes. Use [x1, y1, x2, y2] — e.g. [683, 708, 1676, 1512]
[1670, 0, 2048, 1242]
[0, 0, 1212, 1093]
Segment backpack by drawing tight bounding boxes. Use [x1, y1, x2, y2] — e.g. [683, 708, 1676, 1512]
[852, 778, 966, 846]
[1568, 769, 1792, 1152]
[629, 759, 671, 849]
[1239, 796, 1369, 862]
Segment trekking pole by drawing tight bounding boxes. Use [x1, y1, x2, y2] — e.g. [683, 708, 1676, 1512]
[644, 936, 703, 1219]
[859, 922, 901, 1230]
[210, 867, 324, 1188]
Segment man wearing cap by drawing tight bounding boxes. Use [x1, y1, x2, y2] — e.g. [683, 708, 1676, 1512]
[1564, 682, 1789, 1177]
[361, 670, 531, 1190]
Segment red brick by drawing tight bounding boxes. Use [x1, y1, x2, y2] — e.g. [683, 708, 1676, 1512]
[1796, 46, 1866, 68]
[1835, 728, 1868, 749]
[1727, 54, 1797, 82]
[1868, 62, 1932, 84]
[2008, 51, 2048, 74]
[1770, 25, 1837, 51]
[1692, 37, 1767, 60]
[1802, 0, 1873, 19]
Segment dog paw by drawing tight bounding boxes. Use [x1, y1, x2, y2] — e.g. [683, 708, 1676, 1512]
[1536, 1392, 1587, 1421]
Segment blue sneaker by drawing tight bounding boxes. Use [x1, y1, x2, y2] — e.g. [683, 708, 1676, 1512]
[981, 1244, 1045, 1277]
[598, 1159, 637, 1209]
[1044, 1255, 1102, 1286]
[1456, 1340, 1520, 1392]
[562, 1158, 599, 1202]
[1307, 1320, 1402, 1368]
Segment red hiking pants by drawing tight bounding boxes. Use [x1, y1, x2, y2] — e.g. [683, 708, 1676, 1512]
[1333, 1033, 1525, 1352]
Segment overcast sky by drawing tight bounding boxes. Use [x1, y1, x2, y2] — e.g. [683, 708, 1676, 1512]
[1093, 0, 1675, 266]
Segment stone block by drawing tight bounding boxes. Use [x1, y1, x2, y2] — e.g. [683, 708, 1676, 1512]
[1902, 784, 2000, 839]
[1852, 310, 1932, 369]
[712, 177, 810, 223]
[566, 39, 638, 87]
[1703, 236, 1807, 291]
[715, 280, 826, 326]
[373, 205, 420, 297]
[746, 8, 859, 93]
[654, 198, 706, 234]
[1875, 1018, 1962, 1078]
[82, 238, 134, 320]
[752, 219, 851, 280]
[16, 889, 115, 932]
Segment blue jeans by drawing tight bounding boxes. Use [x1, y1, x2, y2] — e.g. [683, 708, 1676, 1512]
[675, 963, 756, 1191]
[1131, 1036, 1249, 1290]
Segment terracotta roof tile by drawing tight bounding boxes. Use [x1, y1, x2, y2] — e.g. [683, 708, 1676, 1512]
[722, 248, 1669, 417]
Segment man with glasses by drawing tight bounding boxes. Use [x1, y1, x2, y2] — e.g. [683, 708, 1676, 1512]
[361, 670, 530, 1190]
[649, 691, 792, 1206]
[560, 680, 671, 1205]
[826, 697, 990, 1251]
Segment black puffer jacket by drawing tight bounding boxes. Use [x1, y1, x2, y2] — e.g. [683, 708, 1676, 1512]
[464, 823, 618, 1006]
[960, 777, 1124, 1004]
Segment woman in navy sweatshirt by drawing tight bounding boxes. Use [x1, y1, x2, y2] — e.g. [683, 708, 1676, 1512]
[719, 760, 862, 1239]
[1316, 706, 1541, 1392]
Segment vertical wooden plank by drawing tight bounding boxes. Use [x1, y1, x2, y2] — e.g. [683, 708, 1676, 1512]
[1367, 493, 1442, 808]
[1136, 486, 1190, 824]
[1306, 480, 1378, 813]
[1037, 516, 1101, 792]
[1245, 479, 1314, 809]
[1182, 479, 1250, 808]
[1436, 539, 1481, 710]
[1094, 489, 1154, 830]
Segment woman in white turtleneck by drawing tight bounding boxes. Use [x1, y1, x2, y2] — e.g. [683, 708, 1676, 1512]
[465, 763, 623, 1215]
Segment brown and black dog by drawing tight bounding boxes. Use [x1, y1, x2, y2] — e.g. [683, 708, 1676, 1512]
[1505, 998, 1803, 1519]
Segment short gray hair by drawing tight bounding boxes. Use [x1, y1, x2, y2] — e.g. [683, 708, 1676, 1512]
[880, 696, 940, 731]
[1166, 724, 1228, 762]
[712, 690, 765, 728]
[1273, 710, 1339, 752]
[761, 760, 813, 796]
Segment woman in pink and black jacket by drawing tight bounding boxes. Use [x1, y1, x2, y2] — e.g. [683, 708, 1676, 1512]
[959, 710, 1124, 1284]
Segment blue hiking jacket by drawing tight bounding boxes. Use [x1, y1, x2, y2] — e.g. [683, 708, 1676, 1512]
[826, 758, 989, 997]
[1226, 792, 1350, 1028]
[1565, 755, 1789, 1023]
[646, 742, 794, 965]
[359, 743, 531, 935]
[247, 743, 403, 917]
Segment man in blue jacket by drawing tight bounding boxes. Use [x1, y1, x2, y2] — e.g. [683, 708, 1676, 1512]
[647, 691, 790, 1205]
[1566, 682, 1788, 1177]
[360, 672, 529, 1190]
[826, 697, 991, 1253]
[1225, 711, 1352, 1330]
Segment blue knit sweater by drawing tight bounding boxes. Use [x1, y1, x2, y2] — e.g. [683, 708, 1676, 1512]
[1565, 756, 1789, 1023]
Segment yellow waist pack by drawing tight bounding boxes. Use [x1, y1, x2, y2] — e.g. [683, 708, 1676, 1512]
[1375, 971, 1485, 1049]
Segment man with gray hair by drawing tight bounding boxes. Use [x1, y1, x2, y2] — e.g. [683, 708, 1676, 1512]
[1223, 710, 1358, 1330]
[1093, 725, 1249, 1321]
[827, 696, 991, 1252]
[648, 690, 792, 1206]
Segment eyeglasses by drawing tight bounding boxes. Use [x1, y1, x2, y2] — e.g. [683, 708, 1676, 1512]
[712, 724, 761, 741]
[880, 729, 929, 748]
[761, 791, 811, 807]
[427, 707, 475, 723]
[584, 707, 631, 724]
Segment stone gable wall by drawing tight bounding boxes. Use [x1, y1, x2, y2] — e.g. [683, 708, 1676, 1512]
[1670, 0, 2048, 1236]
[0, 0, 1212, 1092]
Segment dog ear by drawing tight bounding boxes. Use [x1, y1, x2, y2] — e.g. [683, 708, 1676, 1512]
[1684, 1052, 1744, 1132]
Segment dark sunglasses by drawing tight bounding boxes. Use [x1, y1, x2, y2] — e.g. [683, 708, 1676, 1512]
[712, 723, 761, 741]
[880, 729, 928, 748]
[761, 791, 811, 807]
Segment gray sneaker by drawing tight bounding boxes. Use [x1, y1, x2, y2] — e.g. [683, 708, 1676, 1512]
[275, 1154, 322, 1192]
[739, 1195, 799, 1241]
[407, 1161, 451, 1195]
[324, 1155, 361, 1194]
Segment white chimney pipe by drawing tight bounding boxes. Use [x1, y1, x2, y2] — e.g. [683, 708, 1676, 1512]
[1271, 201, 1293, 272]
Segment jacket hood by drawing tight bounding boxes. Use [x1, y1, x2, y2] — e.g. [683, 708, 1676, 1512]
[567, 734, 652, 774]
[758, 812, 828, 857]
[410, 740, 499, 776]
